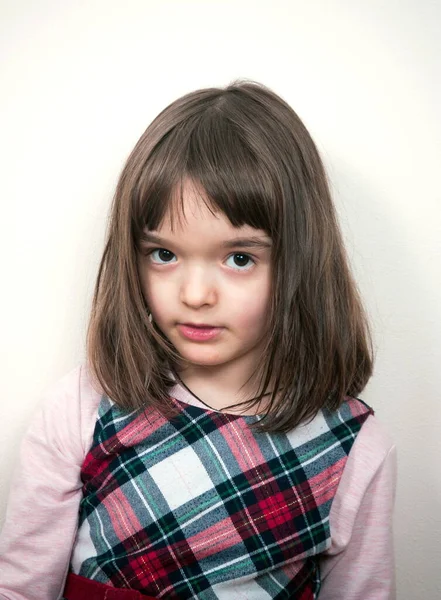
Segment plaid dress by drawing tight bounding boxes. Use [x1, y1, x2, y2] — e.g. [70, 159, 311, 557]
[67, 394, 372, 599]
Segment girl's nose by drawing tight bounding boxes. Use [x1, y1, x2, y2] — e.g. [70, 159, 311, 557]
[179, 267, 217, 308]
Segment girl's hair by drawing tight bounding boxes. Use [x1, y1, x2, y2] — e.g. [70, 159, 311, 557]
[87, 80, 373, 433]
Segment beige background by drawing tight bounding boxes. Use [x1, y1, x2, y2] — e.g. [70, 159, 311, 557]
[1, 1, 440, 597]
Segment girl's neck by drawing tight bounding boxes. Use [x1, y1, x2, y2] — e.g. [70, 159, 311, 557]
[175, 361, 271, 415]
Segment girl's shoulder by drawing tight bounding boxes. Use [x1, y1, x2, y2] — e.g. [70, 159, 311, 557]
[335, 396, 395, 465]
[327, 406, 396, 525]
[339, 395, 396, 483]
[35, 363, 102, 460]
[347, 410, 396, 480]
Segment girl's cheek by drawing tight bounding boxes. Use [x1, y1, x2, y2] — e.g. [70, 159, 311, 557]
[144, 274, 176, 316]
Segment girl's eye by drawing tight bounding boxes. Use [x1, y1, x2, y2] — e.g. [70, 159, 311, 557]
[150, 249, 177, 264]
[225, 253, 255, 271]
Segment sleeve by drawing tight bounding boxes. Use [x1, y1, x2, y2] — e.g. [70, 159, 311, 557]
[0, 365, 98, 600]
[319, 415, 397, 600]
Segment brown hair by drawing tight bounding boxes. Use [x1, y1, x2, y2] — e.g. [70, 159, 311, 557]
[87, 80, 373, 433]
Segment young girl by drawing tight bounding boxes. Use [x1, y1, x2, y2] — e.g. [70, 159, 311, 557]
[0, 81, 396, 599]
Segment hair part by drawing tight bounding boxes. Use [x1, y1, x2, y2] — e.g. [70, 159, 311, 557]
[87, 80, 373, 433]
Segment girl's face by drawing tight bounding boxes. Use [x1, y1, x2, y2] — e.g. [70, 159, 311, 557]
[137, 180, 272, 379]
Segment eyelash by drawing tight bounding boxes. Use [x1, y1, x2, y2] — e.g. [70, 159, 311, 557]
[146, 248, 256, 271]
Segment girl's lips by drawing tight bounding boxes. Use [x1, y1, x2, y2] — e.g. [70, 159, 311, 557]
[177, 324, 223, 341]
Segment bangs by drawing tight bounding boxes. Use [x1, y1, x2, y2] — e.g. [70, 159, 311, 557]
[132, 106, 281, 238]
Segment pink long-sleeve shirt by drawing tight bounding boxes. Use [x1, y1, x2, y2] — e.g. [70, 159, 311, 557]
[0, 366, 397, 599]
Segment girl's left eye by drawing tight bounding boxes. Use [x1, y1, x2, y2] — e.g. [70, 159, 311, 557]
[150, 248, 177, 264]
[225, 253, 255, 270]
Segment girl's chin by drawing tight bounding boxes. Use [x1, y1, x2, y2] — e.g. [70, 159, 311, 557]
[177, 349, 225, 367]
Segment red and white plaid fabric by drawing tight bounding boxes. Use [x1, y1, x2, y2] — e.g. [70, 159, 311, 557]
[66, 395, 372, 598]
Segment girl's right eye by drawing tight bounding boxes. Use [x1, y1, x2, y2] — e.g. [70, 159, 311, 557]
[149, 249, 177, 264]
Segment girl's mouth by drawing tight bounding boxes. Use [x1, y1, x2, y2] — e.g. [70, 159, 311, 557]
[177, 323, 223, 342]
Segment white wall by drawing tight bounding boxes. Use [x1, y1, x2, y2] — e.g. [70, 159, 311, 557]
[1, 1, 440, 597]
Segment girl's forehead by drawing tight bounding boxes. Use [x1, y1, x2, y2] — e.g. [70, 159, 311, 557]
[151, 180, 268, 239]
[150, 205, 268, 242]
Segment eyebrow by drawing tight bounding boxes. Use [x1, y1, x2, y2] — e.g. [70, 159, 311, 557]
[222, 237, 272, 250]
[140, 232, 272, 249]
